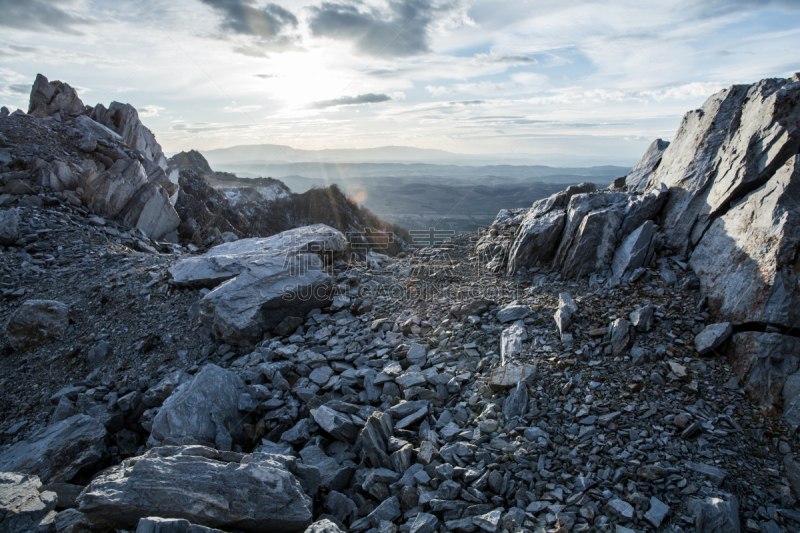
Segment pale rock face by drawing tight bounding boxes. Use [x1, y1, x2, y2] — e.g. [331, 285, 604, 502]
[625, 138, 669, 191]
[650, 78, 800, 256]
[611, 220, 655, 279]
[506, 209, 566, 274]
[77, 446, 312, 533]
[118, 181, 181, 241]
[689, 156, 800, 328]
[83, 158, 149, 218]
[91, 102, 169, 171]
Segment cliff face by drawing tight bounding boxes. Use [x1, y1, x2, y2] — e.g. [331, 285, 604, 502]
[491, 73, 800, 419]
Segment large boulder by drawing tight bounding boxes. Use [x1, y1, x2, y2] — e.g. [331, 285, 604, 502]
[611, 220, 655, 278]
[91, 102, 168, 171]
[625, 138, 669, 191]
[77, 446, 312, 533]
[0, 207, 20, 246]
[171, 225, 345, 345]
[83, 158, 148, 218]
[0, 472, 57, 533]
[5, 299, 70, 351]
[650, 77, 800, 256]
[148, 364, 246, 449]
[506, 209, 566, 274]
[558, 205, 625, 278]
[689, 155, 800, 328]
[0, 414, 107, 484]
[170, 224, 347, 288]
[118, 181, 180, 241]
[27, 73, 86, 118]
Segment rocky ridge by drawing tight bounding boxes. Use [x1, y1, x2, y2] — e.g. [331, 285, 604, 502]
[1, 74, 800, 533]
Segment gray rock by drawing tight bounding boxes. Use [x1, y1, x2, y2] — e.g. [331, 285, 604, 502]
[299, 446, 354, 492]
[91, 101, 169, 171]
[359, 411, 393, 470]
[406, 343, 427, 366]
[0, 472, 57, 533]
[611, 220, 654, 278]
[0, 414, 106, 484]
[625, 138, 669, 191]
[686, 461, 728, 486]
[83, 158, 149, 219]
[732, 332, 800, 408]
[489, 363, 535, 390]
[170, 225, 344, 345]
[409, 512, 438, 533]
[645, 496, 670, 527]
[0, 207, 19, 246]
[28, 73, 86, 118]
[148, 364, 246, 449]
[687, 493, 741, 533]
[610, 318, 632, 356]
[496, 303, 530, 323]
[694, 322, 733, 355]
[506, 209, 567, 274]
[323, 491, 356, 524]
[558, 292, 578, 314]
[304, 519, 344, 533]
[78, 446, 312, 533]
[500, 322, 526, 363]
[365, 496, 400, 527]
[691, 155, 800, 328]
[607, 498, 634, 519]
[136, 517, 224, 533]
[553, 308, 571, 339]
[118, 181, 180, 240]
[503, 382, 528, 420]
[630, 304, 654, 332]
[313, 405, 360, 443]
[39, 482, 83, 509]
[274, 316, 304, 336]
[472, 508, 503, 532]
[5, 299, 69, 351]
[619, 184, 668, 237]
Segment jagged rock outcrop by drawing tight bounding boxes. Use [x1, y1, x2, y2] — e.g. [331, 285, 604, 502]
[77, 446, 312, 533]
[28, 74, 87, 119]
[91, 102, 168, 171]
[625, 138, 669, 191]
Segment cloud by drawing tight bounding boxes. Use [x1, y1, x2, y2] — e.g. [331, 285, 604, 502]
[254, 73, 277, 78]
[7, 83, 29, 95]
[309, 92, 393, 109]
[139, 105, 164, 117]
[200, 0, 298, 38]
[0, 0, 95, 34]
[308, 0, 465, 57]
[222, 104, 262, 112]
[474, 52, 537, 65]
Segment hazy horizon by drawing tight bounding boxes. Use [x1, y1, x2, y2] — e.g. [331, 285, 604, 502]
[1, 0, 800, 167]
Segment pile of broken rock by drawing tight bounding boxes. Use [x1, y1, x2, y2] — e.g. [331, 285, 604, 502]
[1, 74, 800, 533]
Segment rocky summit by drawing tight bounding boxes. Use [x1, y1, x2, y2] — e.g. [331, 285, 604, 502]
[1, 72, 800, 533]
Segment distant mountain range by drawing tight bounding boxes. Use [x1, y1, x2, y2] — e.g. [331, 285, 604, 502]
[197, 143, 637, 168]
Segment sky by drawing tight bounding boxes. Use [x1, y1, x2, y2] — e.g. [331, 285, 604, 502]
[1, 0, 800, 166]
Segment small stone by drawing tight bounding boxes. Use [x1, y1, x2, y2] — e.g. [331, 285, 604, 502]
[644, 496, 670, 527]
[472, 508, 503, 533]
[695, 323, 733, 355]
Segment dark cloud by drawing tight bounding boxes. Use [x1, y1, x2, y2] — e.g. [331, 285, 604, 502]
[308, 0, 456, 57]
[200, 0, 298, 38]
[309, 93, 392, 109]
[254, 73, 277, 78]
[479, 54, 536, 64]
[0, 0, 94, 34]
[7, 84, 30, 94]
[449, 100, 485, 105]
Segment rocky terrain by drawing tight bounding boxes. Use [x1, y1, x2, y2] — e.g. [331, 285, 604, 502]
[0, 73, 799, 533]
